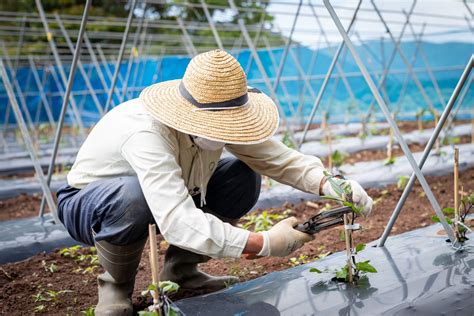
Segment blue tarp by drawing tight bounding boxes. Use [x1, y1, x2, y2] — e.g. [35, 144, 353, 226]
[1, 40, 472, 126]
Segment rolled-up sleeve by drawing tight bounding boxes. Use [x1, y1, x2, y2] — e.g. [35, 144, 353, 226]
[121, 130, 250, 258]
[226, 139, 326, 195]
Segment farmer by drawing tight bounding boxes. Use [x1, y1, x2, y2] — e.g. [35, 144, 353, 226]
[56, 50, 373, 315]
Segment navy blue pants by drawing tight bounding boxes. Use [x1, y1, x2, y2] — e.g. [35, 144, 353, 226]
[57, 157, 261, 246]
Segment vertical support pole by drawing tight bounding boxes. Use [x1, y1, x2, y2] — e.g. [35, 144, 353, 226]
[299, 0, 362, 147]
[370, 0, 437, 116]
[29, 56, 56, 128]
[454, 147, 460, 239]
[177, 18, 198, 57]
[362, 0, 417, 123]
[200, 0, 224, 50]
[228, 0, 297, 146]
[1, 42, 38, 142]
[83, 35, 122, 101]
[38, 0, 92, 219]
[121, 3, 147, 102]
[3, 16, 27, 130]
[323, 0, 457, 244]
[104, 0, 138, 113]
[35, 0, 85, 137]
[0, 59, 59, 223]
[378, 55, 474, 246]
[54, 14, 104, 116]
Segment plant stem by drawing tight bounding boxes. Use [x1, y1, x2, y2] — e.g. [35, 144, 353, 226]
[343, 214, 353, 284]
[454, 147, 460, 240]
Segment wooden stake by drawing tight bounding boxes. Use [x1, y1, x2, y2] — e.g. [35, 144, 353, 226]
[454, 148, 460, 239]
[387, 123, 394, 162]
[343, 214, 353, 284]
[148, 224, 161, 315]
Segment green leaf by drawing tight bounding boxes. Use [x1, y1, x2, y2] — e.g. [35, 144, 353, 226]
[138, 312, 158, 316]
[159, 281, 180, 294]
[355, 243, 366, 253]
[356, 260, 377, 273]
[442, 207, 455, 215]
[335, 266, 348, 280]
[431, 215, 441, 223]
[446, 217, 453, 225]
[309, 267, 322, 273]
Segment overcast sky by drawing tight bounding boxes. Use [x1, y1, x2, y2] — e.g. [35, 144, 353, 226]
[267, 0, 473, 47]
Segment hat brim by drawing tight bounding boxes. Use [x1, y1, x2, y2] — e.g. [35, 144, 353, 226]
[139, 79, 280, 145]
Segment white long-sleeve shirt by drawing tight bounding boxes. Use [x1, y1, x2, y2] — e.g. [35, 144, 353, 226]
[67, 98, 326, 258]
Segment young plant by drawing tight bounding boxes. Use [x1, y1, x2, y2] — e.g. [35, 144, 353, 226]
[320, 171, 361, 214]
[396, 175, 409, 191]
[140, 281, 181, 316]
[383, 156, 396, 166]
[281, 131, 295, 149]
[309, 241, 377, 284]
[331, 150, 348, 168]
[433, 192, 473, 243]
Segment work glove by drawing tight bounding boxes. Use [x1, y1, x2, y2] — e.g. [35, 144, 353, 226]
[257, 217, 313, 257]
[322, 176, 373, 217]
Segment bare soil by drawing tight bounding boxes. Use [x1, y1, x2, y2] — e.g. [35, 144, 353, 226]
[1, 168, 473, 315]
[1, 132, 471, 222]
[323, 135, 472, 166]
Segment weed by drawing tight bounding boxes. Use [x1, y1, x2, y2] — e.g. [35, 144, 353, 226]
[41, 260, 58, 273]
[383, 157, 396, 166]
[282, 132, 295, 149]
[33, 305, 46, 313]
[239, 209, 291, 232]
[81, 307, 95, 316]
[396, 175, 409, 191]
[289, 255, 310, 267]
[331, 150, 348, 168]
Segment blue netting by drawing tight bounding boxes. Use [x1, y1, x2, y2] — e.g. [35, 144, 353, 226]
[0, 40, 472, 126]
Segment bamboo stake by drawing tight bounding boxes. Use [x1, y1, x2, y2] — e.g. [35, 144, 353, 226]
[387, 121, 394, 162]
[454, 148, 460, 240]
[148, 224, 162, 316]
[343, 214, 353, 284]
[323, 112, 333, 170]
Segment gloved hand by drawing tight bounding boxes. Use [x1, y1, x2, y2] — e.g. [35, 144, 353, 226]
[257, 217, 313, 257]
[322, 177, 373, 217]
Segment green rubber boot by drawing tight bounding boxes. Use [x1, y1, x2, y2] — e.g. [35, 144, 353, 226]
[94, 238, 146, 316]
[160, 245, 239, 291]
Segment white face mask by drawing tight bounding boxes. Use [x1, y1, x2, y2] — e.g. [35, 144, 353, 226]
[192, 136, 226, 151]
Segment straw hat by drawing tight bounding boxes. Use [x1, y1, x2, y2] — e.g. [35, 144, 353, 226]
[139, 49, 279, 144]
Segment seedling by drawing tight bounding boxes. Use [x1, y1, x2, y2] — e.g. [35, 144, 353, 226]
[331, 150, 348, 169]
[239, 209, 291, 232]
[140, 281, 181, 316]
[396, 175, 409, 191]
[33, 304, 46, 313]
[143, 224, 184, 316]
[315, 171, 377, 285]
[41, 260, 59, 273]
[81, 307, 95, 316]
[281, 131, 295, 149]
